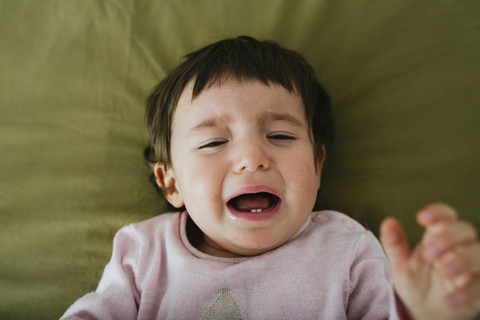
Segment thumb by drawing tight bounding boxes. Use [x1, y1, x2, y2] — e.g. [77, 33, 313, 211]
[380, 217, 412, 273]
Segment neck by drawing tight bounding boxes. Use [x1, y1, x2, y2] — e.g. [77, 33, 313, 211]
[196, 240, 243, 258]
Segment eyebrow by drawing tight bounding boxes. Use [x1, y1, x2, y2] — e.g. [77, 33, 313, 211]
[190, 117, 223, 133]
[189, 111, 305, 134]
[259, 111, 305, 128]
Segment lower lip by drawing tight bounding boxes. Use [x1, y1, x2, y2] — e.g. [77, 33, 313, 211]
[226, 199, 282, 222]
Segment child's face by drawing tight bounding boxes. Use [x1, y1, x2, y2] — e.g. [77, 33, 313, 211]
[156, 78, 324, 257]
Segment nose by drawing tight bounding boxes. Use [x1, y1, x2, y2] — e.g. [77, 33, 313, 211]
[233, 139, 270, 173]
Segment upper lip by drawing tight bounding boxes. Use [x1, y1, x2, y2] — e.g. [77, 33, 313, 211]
[226, 185, 282, 203]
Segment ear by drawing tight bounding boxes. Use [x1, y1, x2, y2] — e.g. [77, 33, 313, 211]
[153, 162, 185, 208]
[316, 146, 327, 189]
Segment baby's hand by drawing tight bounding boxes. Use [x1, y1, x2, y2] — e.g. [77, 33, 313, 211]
[380, 203, 480, 320]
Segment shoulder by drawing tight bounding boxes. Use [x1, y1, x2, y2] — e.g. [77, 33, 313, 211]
[105, 212, 185, 280]
[301, 210, 385, 259]
[111, 212, 182, 256]
[313, 210, 365, 227]
[307, 210, 369, 235]
[122, 211, 181, 236]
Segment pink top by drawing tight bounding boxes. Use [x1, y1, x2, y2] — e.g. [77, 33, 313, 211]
[61, 211, 402, 319]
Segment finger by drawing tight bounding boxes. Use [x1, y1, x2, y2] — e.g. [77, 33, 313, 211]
[380, 217, 411, 272]
[437, 243, 480, 285]
[417, 203, 457, 228]
[446, 276, 480, 312]
[423, 221, 478, 260]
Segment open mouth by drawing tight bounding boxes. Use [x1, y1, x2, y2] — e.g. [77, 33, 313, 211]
[227, 192, 280, 213]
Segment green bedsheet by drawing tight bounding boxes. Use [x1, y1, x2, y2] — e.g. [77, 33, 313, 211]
[1, 1, 479, 319]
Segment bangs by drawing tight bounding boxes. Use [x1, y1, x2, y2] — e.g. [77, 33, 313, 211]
[185, 37, 308, 100]
[145, 36, 334, 173]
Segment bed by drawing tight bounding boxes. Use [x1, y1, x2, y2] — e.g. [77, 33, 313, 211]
[1, 0, 479, 318]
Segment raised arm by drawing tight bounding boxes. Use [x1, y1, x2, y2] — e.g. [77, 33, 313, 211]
[380, 203, 480, 320]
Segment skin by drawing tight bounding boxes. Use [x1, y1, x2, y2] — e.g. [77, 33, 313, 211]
[381, 204, 480, 319]
[155, 78, 324, 257]
[155, 78, 480, 318]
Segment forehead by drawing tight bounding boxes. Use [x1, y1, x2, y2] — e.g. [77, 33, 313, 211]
[173, 78, 306, 129]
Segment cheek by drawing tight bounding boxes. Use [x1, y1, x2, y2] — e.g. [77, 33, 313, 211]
[180, 158, 224, 209]
[283, 151, 319, 203]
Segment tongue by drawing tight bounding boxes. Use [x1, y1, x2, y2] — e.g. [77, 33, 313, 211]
[230, 193, 273, 212]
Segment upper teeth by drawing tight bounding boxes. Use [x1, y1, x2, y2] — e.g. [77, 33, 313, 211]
[251, 209, 262, 212]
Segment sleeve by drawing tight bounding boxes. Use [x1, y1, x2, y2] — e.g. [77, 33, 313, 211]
[60, 225, 141, 320]
[346, 231, 403, 320]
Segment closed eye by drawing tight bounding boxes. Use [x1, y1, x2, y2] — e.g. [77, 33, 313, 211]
[199, 140, 227, 149]
[267, 133, 296, 140]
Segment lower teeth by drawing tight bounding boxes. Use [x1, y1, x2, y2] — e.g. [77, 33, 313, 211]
[250, 209, 262, 212]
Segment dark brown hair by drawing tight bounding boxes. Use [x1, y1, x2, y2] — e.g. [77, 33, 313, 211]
[145, 35, 334, 172]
